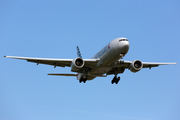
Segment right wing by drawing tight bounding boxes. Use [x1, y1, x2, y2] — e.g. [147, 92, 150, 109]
[48, 73, 77, 76]
[4, 56, 99, 68]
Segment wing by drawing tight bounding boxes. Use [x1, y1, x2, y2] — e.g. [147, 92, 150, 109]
[48, 73, 77, 76]
[107, 60, 177, 75]
[118, 60, 177, 68]
[141, 62, 177, 68]
[4, 56, 99, 68]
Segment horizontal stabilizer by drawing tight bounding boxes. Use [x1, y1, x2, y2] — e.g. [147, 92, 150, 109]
[48, 73, 77, 76]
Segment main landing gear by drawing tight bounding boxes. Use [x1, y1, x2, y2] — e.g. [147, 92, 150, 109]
[79, 78, 87, 83]
[111, 75, 120, 84]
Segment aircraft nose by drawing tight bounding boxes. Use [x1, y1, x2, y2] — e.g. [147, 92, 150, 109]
[124, 41, 129, 48]
[121, 41, 129, 53]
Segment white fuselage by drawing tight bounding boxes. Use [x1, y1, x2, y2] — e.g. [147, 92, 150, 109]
[5, 37, 176, 83]
[85, 37, 129, 80]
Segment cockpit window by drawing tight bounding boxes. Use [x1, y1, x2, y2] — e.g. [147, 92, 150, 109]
[119, 39, 128, 42]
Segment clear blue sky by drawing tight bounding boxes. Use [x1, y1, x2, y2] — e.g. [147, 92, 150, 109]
[1, 0, 180, 120]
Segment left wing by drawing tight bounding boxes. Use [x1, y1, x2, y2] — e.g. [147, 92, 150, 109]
[4, 56, 99, 68]
[107, 60, 177, 75]
[122, 60, 177, 68]
[141, 62, 177, 68]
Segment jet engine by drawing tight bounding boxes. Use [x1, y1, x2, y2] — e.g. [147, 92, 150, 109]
[71, 58, 84, 72]
[129, 60, 143, 73]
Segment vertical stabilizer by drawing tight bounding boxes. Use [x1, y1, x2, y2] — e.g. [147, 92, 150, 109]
[76, 46, 82, 58]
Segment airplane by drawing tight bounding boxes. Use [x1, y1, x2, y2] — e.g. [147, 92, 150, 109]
[4, 37, 177, 84]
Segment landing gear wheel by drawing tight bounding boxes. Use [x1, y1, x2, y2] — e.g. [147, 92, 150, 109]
[111, 80, 114, 84]
[111, 76, 117, 84]
[115, 77, 120, 84]
[111, 76, 120, 84]
[79, 78, 87, 83]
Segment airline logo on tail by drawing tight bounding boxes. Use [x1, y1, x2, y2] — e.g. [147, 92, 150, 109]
[76, 46, 82, 58]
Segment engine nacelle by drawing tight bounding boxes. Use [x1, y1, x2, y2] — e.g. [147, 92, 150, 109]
[129, 60, 143, 73]
[71, 58, 84, 72]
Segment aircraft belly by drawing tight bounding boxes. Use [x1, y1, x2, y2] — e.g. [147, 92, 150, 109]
[92, 67, 112, 76]
[87, 76, 96, 80]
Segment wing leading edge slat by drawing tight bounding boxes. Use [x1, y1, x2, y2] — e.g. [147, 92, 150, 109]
[48, 73, 77, 76]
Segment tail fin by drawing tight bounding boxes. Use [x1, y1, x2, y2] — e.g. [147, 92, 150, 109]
[76, 46, 82, 58]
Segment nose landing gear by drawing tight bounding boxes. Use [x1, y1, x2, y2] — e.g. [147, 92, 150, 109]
[111, 75, 120, 84]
